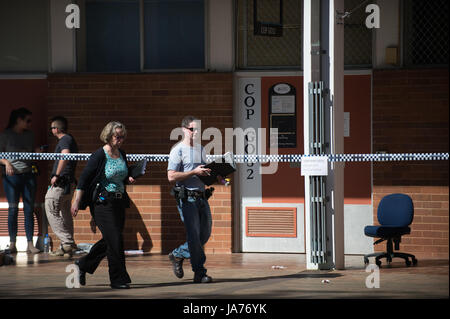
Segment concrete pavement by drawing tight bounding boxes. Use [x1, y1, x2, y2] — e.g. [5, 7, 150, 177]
[0, 252, 448, 300]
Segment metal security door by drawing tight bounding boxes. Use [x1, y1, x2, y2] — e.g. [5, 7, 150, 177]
[308, 81, 327, 264]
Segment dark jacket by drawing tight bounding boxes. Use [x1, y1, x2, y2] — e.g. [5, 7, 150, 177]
[77, 147, 131, 210]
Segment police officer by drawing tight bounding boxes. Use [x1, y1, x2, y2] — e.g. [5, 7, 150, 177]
[167, 116, 215, 283]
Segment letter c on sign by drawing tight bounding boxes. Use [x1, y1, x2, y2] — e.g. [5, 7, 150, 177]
[245, 84, 255, 95]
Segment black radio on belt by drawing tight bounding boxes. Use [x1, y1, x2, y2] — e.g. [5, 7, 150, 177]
[53, 175, 75, 195]
[171, 185, 186, 201]
[53, 175, 69, 187]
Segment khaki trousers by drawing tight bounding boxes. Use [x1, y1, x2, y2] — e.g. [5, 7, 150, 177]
[44, 186, 75, 246]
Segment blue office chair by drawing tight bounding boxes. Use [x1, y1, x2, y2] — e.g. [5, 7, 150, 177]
[364, 193, 418, 268]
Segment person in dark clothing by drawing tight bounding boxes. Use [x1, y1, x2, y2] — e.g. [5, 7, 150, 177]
[70, 121, 135, 289]
[45, 116, 78, 257]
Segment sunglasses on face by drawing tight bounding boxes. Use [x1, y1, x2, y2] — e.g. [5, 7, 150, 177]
[113, 135, 125, 140]
[185, 127, 198, 132]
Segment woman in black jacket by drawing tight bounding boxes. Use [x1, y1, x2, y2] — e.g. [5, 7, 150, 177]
[71, 121, 135, 289]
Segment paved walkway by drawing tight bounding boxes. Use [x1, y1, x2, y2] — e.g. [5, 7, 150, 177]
[0, 252, 448, 300]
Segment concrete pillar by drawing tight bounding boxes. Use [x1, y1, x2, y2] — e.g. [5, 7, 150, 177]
[328, 0, 345, 270]
[208, 0, 234, 71]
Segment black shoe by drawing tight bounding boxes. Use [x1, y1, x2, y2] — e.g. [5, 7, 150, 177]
[74, 259, 86, 286]
[168, 253, 184, 279]
[194, 274, 212, 284]
[110, 283, 130, 289]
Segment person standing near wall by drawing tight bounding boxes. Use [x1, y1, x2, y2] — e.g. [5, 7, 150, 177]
[70, 121, 135, 289]
[0, 107, 40, 254]
[45, 116, 79, 257]
[167, 116, 215, 284]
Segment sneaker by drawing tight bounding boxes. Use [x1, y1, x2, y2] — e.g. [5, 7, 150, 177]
[50, 244, 74, 257]
[168, 252, 184, 278]
[26, 242, 40, 254]
[50, 248, 65, 256]
[193, 274, 212, 284]
[9, 242, 17, 254]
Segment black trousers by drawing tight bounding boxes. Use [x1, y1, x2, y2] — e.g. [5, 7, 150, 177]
[78, 199, 131, 285]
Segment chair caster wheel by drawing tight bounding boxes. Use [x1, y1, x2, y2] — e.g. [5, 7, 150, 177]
[364, 257, 369, 265]
[405, 260, 411, 267]
[375, 260, 382, 268]
[412, 258, 418, 266]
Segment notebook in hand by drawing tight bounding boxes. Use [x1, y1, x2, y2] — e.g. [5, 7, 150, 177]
[129, 159, 148, 179]
[198, 152, 236, 186]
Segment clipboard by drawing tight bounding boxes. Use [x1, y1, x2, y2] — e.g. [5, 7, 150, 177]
[198, 152, 236, 186]
[129, 159, 148, 179]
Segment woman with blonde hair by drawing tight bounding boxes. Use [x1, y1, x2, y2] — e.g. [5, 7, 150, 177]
[71, 121, 135, 289]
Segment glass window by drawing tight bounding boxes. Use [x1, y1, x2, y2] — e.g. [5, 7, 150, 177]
[84, 0, 140, 72]
[344, 0, 373, 69]
[143, 0, 205, 70]
[0, 0, 49, 72]
[79, 0, 205, 72]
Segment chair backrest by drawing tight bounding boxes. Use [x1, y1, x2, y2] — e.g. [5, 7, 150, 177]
[377, 193, 414, 227]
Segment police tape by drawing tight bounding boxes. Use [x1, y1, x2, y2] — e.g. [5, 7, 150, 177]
[0, 152, 448, 163]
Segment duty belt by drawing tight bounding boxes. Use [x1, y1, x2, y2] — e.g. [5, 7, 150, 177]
[99, 190, 123, 200]
[107, 191, 123, 199]
[171, 186, 214, 201]
[186, 189, 204, 197]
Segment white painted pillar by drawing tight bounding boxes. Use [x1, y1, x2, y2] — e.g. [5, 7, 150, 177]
[329, 0, 345, 270]
[208, 0, 234, 71]
[303, 0, 316, 270]
[50, 0, 76, 72]
[303, 0, 345, 270]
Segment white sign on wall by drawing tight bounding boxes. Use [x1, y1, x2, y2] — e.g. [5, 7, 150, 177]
[301, 156, 328, 176]
[237, 78, 262, 202]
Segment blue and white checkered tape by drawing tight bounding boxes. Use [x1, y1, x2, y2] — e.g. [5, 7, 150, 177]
[0, 152, 448, 163]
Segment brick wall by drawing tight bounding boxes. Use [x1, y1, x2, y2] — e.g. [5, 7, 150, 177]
[46, 73, 233, 254]
[372, 69, 449, 259]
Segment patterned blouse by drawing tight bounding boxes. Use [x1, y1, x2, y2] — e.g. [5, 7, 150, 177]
[101, 150, 128, 193]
